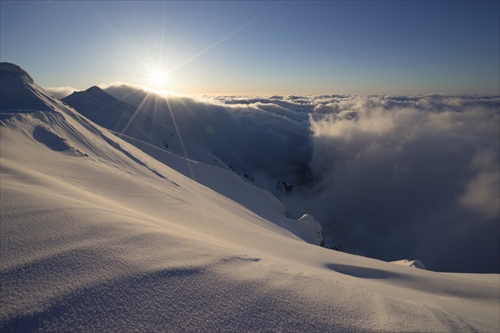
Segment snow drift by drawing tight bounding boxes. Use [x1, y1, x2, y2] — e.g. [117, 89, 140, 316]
[1, 63, 499, 332]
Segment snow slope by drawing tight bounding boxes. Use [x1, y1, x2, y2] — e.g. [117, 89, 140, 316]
[1, 62, 499, 332]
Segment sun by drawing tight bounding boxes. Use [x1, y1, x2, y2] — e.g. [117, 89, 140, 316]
[151, 71, 166, 86]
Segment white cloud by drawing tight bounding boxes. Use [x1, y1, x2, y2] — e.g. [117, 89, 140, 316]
[295, 94, 499, 271]
[460, 150, 500, 219]
[44, 86, 78, 99]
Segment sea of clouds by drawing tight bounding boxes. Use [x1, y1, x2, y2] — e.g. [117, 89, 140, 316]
[102, 84, 499, 273]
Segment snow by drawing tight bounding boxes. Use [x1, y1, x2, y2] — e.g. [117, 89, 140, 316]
[1, 62, 499, 332]
[297, 214, 324, 246]
[391, 259, 427, 270]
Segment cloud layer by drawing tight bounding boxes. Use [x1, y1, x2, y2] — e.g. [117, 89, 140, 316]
[104, 83, 499, 273]
[44, 86, 77, 99]
[298, 95, 499, 273]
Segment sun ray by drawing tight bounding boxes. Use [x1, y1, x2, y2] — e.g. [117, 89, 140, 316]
[120, 90, 154, 135]
[164, 97, 216, 243]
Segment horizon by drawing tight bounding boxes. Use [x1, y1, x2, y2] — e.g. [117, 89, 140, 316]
[1, 1, 499, 96]
[42, 80, 500, 101]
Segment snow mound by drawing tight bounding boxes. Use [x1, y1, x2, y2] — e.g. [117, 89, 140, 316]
[391, 259, 427, 270]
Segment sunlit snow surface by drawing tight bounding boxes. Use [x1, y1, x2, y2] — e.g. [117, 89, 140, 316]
[1, 63, 499, 332]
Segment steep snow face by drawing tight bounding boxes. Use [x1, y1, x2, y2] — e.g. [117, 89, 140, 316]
[1, 64, 499, 332]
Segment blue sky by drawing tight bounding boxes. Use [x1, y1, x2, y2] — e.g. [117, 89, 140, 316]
[1, 1, 498, 95]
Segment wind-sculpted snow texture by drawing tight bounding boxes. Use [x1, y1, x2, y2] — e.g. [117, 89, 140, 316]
[104, 84, 500, 273]
[1, 62, 499, 332]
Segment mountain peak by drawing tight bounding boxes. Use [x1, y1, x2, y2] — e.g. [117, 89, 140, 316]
[0, 62, 34, 84]
[0, 62, 55, 111]
[84, 85, 117, 104]
[85, 85, 103, 92]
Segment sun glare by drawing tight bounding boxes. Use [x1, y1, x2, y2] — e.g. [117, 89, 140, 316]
[151, 71, 166, 86]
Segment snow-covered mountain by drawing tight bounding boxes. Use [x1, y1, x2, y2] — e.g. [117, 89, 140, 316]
[62, 86, 229, 171]
[62, 86, 139, 130]
[1, 62, 499, 332]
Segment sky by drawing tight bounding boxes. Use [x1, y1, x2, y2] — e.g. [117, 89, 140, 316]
[1, 1, 499, 96]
